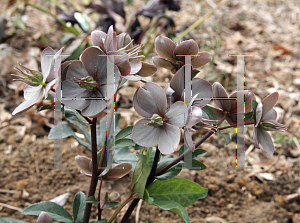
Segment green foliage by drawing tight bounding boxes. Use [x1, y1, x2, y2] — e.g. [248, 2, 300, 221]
[21, 201, 73, 222]
[114, 139, 136, 148]
[85, 196, 100, 204]
[202, 105, 217, 120]
[156, 162, 183, 181]
[178, 145, 207, 158]
[37, 103, 54, 113]
[115, 126, 133, 141]
[103, 202, 120, 210]
[0, 218, 27, 223]
[251, 99, 258, 121]
[216, 129, 230, 145]
[73, 192, 86, 223]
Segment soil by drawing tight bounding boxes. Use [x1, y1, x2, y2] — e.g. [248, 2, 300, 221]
[0, 0, 300, 223]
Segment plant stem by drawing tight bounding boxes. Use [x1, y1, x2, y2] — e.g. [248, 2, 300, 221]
[25, 2, 80, 35]
[121, 148, 160, 223]
[172, 0, 230, 42]
[107, 196, 135, 223]
[82, 118, 98, 223]
[218, 121, 256, 131]
[97, 178, 103, 220]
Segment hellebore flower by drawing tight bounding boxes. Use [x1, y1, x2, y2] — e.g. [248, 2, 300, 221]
[12, 47, 62, 115]
[253, 92, 287, 155]
[131, 82, 188, 155]
[61, 46, 120, 117]
[37, 211, 53, 223]
[91, 26, 157, 80]
[208, 82, 256, 125]
[169, 65, 213, 107]
[75, 155, 132, 181]
[153, 35, 211, 73]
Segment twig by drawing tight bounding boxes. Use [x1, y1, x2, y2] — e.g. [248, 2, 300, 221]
[172, 0, 230, 42]
[0, 202, 23, 212]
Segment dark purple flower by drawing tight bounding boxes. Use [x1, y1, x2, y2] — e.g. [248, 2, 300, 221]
[75, 155, 131, 181]
[153, 36, 211, 73]
[208, 82, 256, 124]
[91, 26, 156, 80]
[12, 47, 62, 115]
[61, 46, 120, 117]
[253, 92, 287, 155]
[132, 82, 188, 154]
[169, 65, 213, 107]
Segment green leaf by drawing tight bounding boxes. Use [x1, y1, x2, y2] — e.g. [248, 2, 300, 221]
[0, 218, 27, 223]
[37, 103, 54, 113]
[102, 202, 119, 209]
[147, 178, 208, 207]
[13, 16, 26, 30]
[132, 155, 151, 198]
[115, 126, 133, 141]
[114, 138, 135, 148]
[151, 200, 190, 223]
[184, 159, 207, 170]
[216, 129, 230, 145]
[45, 93, 54, 101]
[90, 220, 107, 223]
[113, 147, 138, 171]
[85, 196, 99, 204]
[21, 201, 73, 222]
[73, 192, 86, 223]
[202, 106, 216, 120]
[156, 162, 183, 181]
[134, 144, 144, 150]
[63, 107, 90, 126]
[251, 99, 258, 121]
[48, 123, 91, 150]
[143, 189, 154, 205]
[178, 145, 207, 158]
[244, 111, 254, 122]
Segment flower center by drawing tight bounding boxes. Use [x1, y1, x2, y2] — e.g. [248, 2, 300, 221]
[72, 76, 97, 91]
[147, 114, 164, 128]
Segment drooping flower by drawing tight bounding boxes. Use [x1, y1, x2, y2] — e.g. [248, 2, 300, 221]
[91, 26, 157, 80]
[12, 47, 63, 115]
[36, 211, 53, 223]
[132, 82, 188, 155]
[75, 155, 132, 181]
[153, 36, 211, 73]
[253, 92, 287, 155]
[169, 65, 213, 107]
[61, 46, 120, 117]
[208, 82, 256, 124]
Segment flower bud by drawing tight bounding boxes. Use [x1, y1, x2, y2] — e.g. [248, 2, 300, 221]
[37, 211, 53, 223]
[108, 192, 121, 202]
[260, 120, 287, 132]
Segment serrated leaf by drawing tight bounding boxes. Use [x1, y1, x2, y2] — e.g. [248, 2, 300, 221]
[37, 103, 54, 113]
[115, 126, 133, 141]
[147, 178, 208, 207]
[73, 192, 86, 223]
[151, 200, 190, 223]
[156, 162, 183, 181]
[21, 201, 73, 222]
[85, 196, 99, 204]
[102, 202, 119, 209]
[0, 218, 27, 223]
[114, 138, 135, 148]
[216, 129, 230, 145]
[202, 106, 216, 120]
[132, 155, 151, 198]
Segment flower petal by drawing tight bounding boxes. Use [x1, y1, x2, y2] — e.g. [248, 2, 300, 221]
[138, 62, 157, 77]
[257, 128, 275, 155]
[191, 51, 211, 68]
[91, 30, 106, 49]
[262, 92, 279, 117]
[75, 155, 92, 176]
[212, 82, 230, 111]
[130, 59, 142, 74]
[44, 78, 58, 100]
[262, 108, 277, 122]
[158, 123, 180, 155]
[184, 130, 195, 152]
[253, 127, 259, 148]
[46, 47, 63, 83]
[105, 25, 117, 52]
[108, 51, 131, 76]
[102, 163, 132, 181]
[81, 94, 107, 117]
[41, 47, 55, 81]
[155, 36, 176, 62]
[170, 66, 185, 102]
[255, 102, 263, 126]
[144, 82, 167, 117]
[192, 78, 213, 107]
[132, 119, 160, 147]
[117, 32, 133, 50]
[164, 101, 188, 127]
[124, 75, 143, 81]
[229, 90, 256, 113]
[206, 105, 225, 120]
[185, 105, 202, 128]
[133, 88, 152, 118]
[152, 57, 176, 72]
[174, 39, 198, 61]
